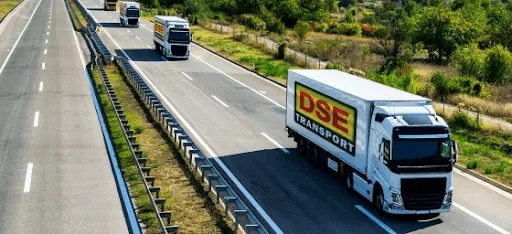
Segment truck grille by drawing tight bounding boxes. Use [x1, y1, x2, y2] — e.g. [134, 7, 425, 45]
[401, 178, 446, 210]
[171, 45, 187, 56]
[128, 18, 138, 25]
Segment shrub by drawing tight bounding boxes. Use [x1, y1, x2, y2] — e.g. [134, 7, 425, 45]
[485, 45, 512, 84]
[449, 110, 480, 130]
[466, 160, 481, 169]
[276, 41, 287, 59]
[134, 125, 145, 134]
[361, 24, 377, 37]
[327, 23, 362, 36]
[430, 72, 486, 98]
[260, 11, 286, 34]
[360, 15, 376, 25]
[247, 16, 266, 31]
[312, 22, 329, 33]
[294, 20, 311, 43]
[451, 44, 485, 79]
[484, 167, 492, 174]
[325, 62, 345, 71]
[495, 161, 507, 173]
[368, 70, 417, 94]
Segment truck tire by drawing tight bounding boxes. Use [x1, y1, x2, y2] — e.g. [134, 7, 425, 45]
[297, 137, 306, 158]
[344, 168, 354, 192]
[373, 185, 385, 213]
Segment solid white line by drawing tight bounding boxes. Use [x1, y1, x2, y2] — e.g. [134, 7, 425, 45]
[45, 39, 48, 43]
[211, 95, 229, 107]
[191, 54, 285, 109]
[33, 111, 39, 127]
[0, 0, 43, 75]
[454, 168, 512, 201]
[126, 29, 131, 33]
[39, 81, 43, 91]
[181, 72, 193, 81]
[145, 44, 152, 49]
[454, 202, 510, 234]
[46, 32, 49, 35]
[135, 36, 140, 40]
[355, 205, 397, 234]
[23, 163, 33, 193]
[44, 49, 47, 54]
[261, 133, 289, 153]
[42, 63, 45, 70]
[90, 12, 284, 233]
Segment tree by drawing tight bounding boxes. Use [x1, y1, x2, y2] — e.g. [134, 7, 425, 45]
[451, 43, 486, 78]
[485, 45, 512, 83]
[294, 20, 311, 45]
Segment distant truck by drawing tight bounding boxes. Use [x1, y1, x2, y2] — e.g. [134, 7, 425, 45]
[104, 0, 117, 11]
[153, 16, 191, 60]
[119, 1, 140, 27]
[285, 69, 458, 214]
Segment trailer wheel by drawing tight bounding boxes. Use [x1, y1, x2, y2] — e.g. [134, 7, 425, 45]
[297, 137, 306, 157]
[344, 169, 353, 192]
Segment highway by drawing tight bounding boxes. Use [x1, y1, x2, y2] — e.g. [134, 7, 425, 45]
[79, 0, 512, 233]
[0, 0, 129, 232]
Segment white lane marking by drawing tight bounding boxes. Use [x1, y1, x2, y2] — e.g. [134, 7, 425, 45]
[211, 95, 229, 107]
[49, 16, 51, 19]
[191, 45, 286, 91]
[141, 23, 152, 32]
[126, 29, 131, 33]
[91, 15, 284, 234]
[46, 32, 49, 35]
[261, 133, 289, 153]
[135, 36, 140, 40]
[42, 63, 45, 70]
[454, 168, 512, 201]
[260, 90, 266, 94]
[44, 49, 47, 54]
[454, 202, 511, 234]
[355, 205, 397, 234]
[39, 81, 43, 91]
[181, 72, 193, 81]
[45, 39, 48, 43]
[23, 163, 34, 193]
[48, 26, 50, 29]
[145, 44, 152, 49]
[49, 20, 51, 24]
[191, 54, 285, 109]
[33, 111, 39, 127]
[0, 0, 42, 75]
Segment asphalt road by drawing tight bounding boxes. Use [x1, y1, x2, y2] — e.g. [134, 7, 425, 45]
[80, 1, 512, 233]
[0, 0, 129, 233]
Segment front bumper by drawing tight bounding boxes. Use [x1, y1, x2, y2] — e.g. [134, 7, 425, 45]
[383, 201, 452, 214]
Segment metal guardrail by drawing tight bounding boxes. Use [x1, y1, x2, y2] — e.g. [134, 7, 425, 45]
[116, 54, 268, 234]
[94, 56, 179, 234]
[69, 0, 270, 232]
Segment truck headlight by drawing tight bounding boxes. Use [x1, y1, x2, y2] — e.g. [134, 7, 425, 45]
[390, 189, 403, 206]
[443, 191, 453, 205]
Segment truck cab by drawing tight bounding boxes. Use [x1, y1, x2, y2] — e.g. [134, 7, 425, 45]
[119, 2, 140, 27]
[153, 16, 191, 60]
[104, 0, 117, 11]
[362, 104, 457, 214]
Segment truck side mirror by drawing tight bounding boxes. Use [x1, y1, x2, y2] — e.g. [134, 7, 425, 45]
[190, 33, 193, 42]
[451, 141, 458, 163]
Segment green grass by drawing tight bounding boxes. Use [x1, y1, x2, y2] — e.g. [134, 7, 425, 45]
[91, 64, 234, 234]
[0, 0, 23, 20]
[191, 25, 299, 83]
[68, 0, 88, 27]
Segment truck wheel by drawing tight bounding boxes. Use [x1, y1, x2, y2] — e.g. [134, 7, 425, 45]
[373, 186, 385, 213]
[297, 138, 306, 157]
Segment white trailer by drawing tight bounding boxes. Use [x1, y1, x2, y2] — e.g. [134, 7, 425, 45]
[286, 69, 458, 214]
[119, 1, 140, 27]
[153, 15, 191, 60]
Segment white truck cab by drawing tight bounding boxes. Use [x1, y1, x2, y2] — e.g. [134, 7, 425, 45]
[119, 1, 140, 27]
[153, 16, 191, 60]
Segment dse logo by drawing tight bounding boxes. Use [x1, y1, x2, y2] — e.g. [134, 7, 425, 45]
[294, 82, 357, 155]
[154, 22, 164, 37]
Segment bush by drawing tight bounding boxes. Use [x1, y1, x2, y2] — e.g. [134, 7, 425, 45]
[327, 23, 362, 36]
[360, 15, 376, 25]
[466, 160, 481, 169]
[361, 24, 377, 37]
[260, 11, 286, 34]
[449, 110, 480, 130]
[312, 22, 329, 33]
[325, 62, 345, 71]
[484, 167, 493, 174]
[485, 45, 512, 84]
[495, 161, 507, 173]
[247, 16, 266, 31]
[430, 72, 486, 98]
[134, 125, 145, 134]
[368, 70, 417, 94]
[276, 41, 287, 59]
[451, 44, 485, 79]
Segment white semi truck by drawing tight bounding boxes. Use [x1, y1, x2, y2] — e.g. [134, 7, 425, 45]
[285, 69, 458, 214]
[119, 1, 140, 27]
[153, 16, 191, 60]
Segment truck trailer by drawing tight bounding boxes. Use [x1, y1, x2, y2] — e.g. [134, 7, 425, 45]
[104, 0, 117, 11]
[119, 1, 140, 27]
[285, 69, 458, 214]
[153, 16, 191, 60]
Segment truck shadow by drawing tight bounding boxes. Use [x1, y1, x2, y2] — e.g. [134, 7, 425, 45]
[115, 49, 189, 62]
[99, 23, 123, 28]
[86, 8, 106, 11]
[210, 147, 446, 234]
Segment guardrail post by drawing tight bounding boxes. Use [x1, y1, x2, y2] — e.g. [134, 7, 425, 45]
[224, 197, 237, 216]
[215, 185, 228, 203]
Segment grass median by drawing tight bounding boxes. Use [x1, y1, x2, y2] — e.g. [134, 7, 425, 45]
[90, 64, 235, 234]
[66, 0, 88, 29]
[0, 0, 23, 20]
[192, 24, 512, 186]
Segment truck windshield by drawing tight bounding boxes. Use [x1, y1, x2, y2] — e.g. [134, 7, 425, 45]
[126, 9, 139, 17]
[168, 30, 190, 42]
[392, 138, 450, 161]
